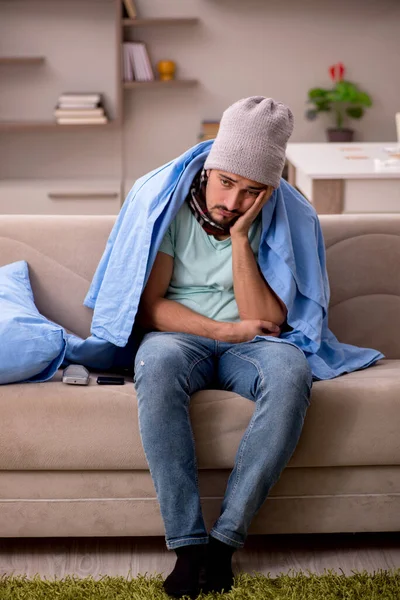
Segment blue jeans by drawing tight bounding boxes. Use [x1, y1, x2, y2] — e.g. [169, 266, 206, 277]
[134, 332, 312, 550]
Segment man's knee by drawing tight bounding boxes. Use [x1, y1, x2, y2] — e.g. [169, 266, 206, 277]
[270, 343, 312, 390]
[134, 333, 187, 384]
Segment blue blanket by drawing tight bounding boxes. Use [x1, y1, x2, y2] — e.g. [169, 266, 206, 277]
[67, 140, 383, 380]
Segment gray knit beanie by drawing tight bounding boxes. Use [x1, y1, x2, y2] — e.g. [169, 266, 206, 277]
[204, 96, 294, 188]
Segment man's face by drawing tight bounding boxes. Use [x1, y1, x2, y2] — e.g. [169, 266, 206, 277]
[205, 169, 272, 227]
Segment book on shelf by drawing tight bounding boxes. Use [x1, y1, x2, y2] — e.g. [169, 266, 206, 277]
[123, 43, 134, 82]
[54, 107, 105, 118]
[54, 92, 108, 124]
[56, 116, 108, 125]
[58, 102, 100, 110]
[58, 93, 101, 105]
[123, 42, 154, 82]
[130, 42, 154, 81]
[122, 0, 138, 19]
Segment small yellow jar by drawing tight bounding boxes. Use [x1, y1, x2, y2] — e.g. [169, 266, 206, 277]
[157, 60, 176, 81]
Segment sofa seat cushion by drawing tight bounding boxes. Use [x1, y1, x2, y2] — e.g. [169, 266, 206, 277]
[0, 359, 398, 471]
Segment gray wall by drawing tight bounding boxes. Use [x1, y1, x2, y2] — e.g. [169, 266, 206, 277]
[1, 0, 399, 184]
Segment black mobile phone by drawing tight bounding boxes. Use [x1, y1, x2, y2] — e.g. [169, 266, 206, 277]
[96, 376, 125, 385]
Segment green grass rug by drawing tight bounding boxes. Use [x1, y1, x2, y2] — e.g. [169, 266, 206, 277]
[1, 569, 399, 599]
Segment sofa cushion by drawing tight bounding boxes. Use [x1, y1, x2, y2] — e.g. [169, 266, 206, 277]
[0, 216, 109, 340]
[0, 261, 66, 384]
[0, 359, 398, 470]
[322, 216, 400, 358]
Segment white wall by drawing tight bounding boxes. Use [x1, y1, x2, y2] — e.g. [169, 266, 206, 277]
[1, 0, 399, 184]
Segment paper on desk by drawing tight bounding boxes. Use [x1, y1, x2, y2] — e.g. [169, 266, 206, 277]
[374, 157, 400, 172]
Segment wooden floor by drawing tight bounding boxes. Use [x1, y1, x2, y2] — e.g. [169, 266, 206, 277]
[1, 533, 399, 579]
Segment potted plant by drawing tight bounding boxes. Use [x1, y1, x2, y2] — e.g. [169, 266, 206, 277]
[306, 63, 372, 142]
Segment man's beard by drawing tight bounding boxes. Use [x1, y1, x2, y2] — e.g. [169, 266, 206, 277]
[210, 206, 241, 227]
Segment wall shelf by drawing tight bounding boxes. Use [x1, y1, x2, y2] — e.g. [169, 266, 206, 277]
[123, 79, 198, 89]
[0, 57, 45, 65]
[0, 121, 117, 132]
[123, 18, 199, 27]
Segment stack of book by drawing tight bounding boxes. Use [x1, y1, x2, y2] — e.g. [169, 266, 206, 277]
[198, 120, 220, 141]
[123, 42, 154, 82]
[54, 93, 108, 125]
[122, 0, 138, 19]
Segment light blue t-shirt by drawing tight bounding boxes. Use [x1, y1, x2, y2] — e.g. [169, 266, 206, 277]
[158, 202, 262, 322]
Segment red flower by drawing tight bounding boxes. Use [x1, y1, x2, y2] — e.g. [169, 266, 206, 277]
[329, 62, 345, 82]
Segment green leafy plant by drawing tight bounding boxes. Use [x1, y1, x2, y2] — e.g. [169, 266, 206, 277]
[306, 63, 372, 130]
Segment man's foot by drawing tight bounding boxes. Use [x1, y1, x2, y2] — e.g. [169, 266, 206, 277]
[163, 544, 206, 599]
[202, 535, 236, 594]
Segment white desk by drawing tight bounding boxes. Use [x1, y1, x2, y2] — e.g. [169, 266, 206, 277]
[286, 142, 400, 214]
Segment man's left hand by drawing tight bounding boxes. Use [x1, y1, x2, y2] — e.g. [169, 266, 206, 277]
[230, 187, 274, 238]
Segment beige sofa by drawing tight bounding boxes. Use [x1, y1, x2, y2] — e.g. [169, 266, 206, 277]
[0, 214, 399, 538]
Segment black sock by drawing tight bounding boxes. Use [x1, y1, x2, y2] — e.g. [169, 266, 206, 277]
[163, 544, 206, 599]
[203, 535, 236, 594]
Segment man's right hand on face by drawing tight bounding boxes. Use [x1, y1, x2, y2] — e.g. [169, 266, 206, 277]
[223, 320, 281, 344]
